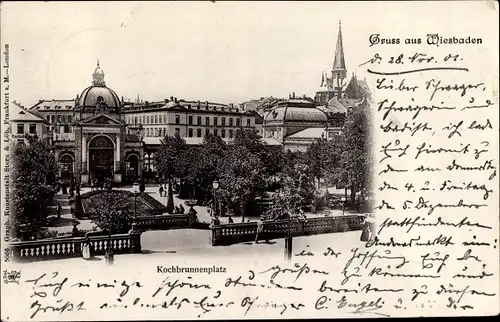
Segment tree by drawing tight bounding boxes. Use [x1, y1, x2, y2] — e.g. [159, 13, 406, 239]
[154, 134, 187, 181]
[266, 160, 316, 220]
[335, 106, 373, 205]
[92, 192, 132, 234]
[192, 134, 227, 202]
[11, 134, 57, 240]
[305, 138, 329, 188]
[217, 145, 265, 221]
[233, 128, 285, 177]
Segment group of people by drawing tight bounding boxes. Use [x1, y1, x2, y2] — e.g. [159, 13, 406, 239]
[158, 182, 180, 197]
[173, 204, 185, 214]
[90, 177, 112, 191]
[57, 177, 80, 197]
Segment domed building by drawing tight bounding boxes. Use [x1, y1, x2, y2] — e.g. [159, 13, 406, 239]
[263, 93, 329, 151]
[71, 61, 144, 186]
[28, 61, 145, 186]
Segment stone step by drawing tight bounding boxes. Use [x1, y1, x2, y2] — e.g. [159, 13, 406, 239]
[47, 207, 72, 215]
[54, 200, 71, 207]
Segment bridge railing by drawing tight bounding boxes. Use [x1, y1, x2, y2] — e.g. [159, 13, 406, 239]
[9, 231, 142, 262]
[210, 215, 365, 246]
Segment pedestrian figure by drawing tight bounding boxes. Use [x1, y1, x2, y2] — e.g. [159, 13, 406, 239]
[255, 217, 268, 243]
[62, 182, 68, 195]
[72, 224, 79, 236]
[82, 236, 92, 260]
[57, 202, 62, 219]
[105, 243, 114, 266]
[228, 215, 234, 224]
[159, 185, 164, 197]
[179, 204, 185, 214]
[174, 206, 180, 214]
[360, 221, 370, 242]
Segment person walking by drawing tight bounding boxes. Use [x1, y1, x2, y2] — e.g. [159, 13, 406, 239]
[179, 204, 185, 214]
[82, 236, 92, 260]
[159, 185, 164, 197]
[228, 215, 234, 224]
[255, 217, 268, 243]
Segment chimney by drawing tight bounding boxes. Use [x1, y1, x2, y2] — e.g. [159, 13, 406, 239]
[205, 101, 209, 107]
[170, 96, 174, 101]
[292, 92, 295, 99]
[197, 100, 200, 107]
[288, 94, 291, 99]
[229, 103, 233, 108]
[164, 98, 168, 103]
[174, 97, 178, 103]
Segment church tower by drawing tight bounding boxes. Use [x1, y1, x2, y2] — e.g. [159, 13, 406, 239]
[315, 21, 348, 104]
[331, 21, 347, 97]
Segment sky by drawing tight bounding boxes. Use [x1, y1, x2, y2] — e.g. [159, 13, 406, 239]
[1, 1, 498, 107]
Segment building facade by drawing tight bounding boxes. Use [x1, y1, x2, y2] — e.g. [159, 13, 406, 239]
[10, 101, 49, 144]
[23, 62, 258, 185]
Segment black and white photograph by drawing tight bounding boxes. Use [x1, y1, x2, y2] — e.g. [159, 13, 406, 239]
[1, 1, 498, 320]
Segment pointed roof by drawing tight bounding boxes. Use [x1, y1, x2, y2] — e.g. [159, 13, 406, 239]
[332, 21, 346, 74]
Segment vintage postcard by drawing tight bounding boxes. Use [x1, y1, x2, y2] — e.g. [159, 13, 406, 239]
[0, 1, 498, 320]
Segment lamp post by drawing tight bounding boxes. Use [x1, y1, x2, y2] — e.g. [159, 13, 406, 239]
[341, 196, 346, 216]
[285, 214, 293, 261]
[212, 180, 219, 218]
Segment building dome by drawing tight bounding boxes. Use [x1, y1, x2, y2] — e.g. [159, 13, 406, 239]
[264, 99, 328, 124]
[78, 86, 121, 108]
[78, 60, 121, 109]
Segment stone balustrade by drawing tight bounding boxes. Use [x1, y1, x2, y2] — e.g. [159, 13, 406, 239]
[211, 215, 365, 246]
[10, 232, 142, 262]
[134, 213, 197, 231]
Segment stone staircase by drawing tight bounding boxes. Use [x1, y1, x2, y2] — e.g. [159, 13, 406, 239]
[48, 193, 72, 216]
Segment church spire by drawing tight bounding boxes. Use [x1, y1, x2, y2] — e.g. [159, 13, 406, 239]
[92, 59, 105, 86]
[332, 21, 347, 97]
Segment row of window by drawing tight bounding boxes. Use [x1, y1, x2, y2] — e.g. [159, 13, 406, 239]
[45, 114, 73, 123]
[127, 114, 250, 127]
[17, 123, 37, 134]
[182, 128, 235, 139]
[142, 127, 236, 139]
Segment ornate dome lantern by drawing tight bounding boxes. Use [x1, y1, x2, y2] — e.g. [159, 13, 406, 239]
[78, 60, 121, 113]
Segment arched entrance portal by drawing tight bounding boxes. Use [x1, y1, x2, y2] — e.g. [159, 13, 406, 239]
[89, 135, 115, 183]
[126, 154, 139, 183]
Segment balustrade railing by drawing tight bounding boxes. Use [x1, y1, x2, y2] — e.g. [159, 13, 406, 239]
[211, 214, 365, 246]
[134, 213, 197, 230]
[10, 232, 141, 262]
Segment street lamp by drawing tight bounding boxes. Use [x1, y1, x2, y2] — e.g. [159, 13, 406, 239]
[212, 180, 219, 218]
[285, 214, 293, 261]
[341, 196, 346, 216]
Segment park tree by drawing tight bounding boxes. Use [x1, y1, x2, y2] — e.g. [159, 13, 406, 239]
[92, 192, 133, 234]
[335, 106, 373, 205]
[154, 133, 187, 182]
[266, 159, 316, 220]
[11, 134, 57, 240]
[217, 145, 265, 221]
[193, 134, 227, 202]
[305, 138, 329, 188]
[233, 128, 285, 178]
